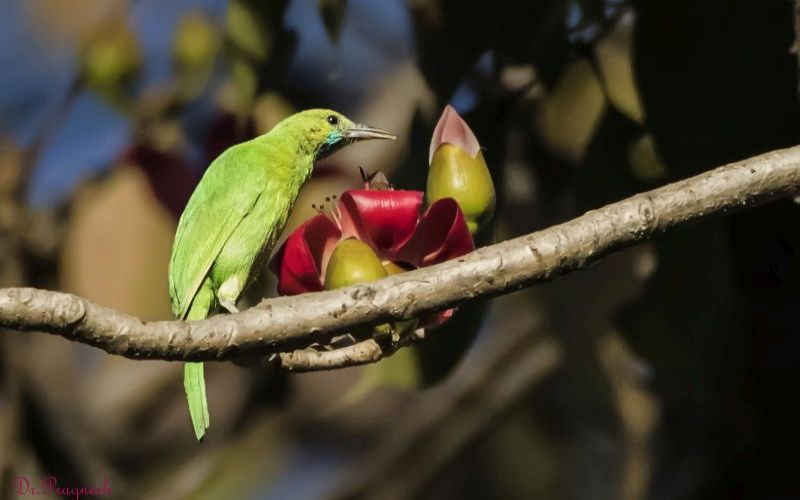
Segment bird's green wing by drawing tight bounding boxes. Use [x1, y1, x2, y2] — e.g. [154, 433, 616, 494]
[169, 143, 266, 318]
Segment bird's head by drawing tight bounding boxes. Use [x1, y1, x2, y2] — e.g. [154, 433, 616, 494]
[286, 109, 397, 159]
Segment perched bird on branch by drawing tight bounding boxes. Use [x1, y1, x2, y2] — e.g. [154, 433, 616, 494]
[168, 109, 396, 440]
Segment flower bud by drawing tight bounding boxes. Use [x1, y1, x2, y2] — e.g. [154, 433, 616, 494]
[80, 24, 142, 95]
[427, 106, 495, 234]
[324, 238, 388, 290]
[325, 239, 390, 338]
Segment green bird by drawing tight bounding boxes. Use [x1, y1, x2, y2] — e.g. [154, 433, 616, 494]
[169, 109, 396, 440]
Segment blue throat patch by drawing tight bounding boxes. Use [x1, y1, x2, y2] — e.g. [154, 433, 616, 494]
[318, 130, 345, 158]
[325, 130, 343, 146]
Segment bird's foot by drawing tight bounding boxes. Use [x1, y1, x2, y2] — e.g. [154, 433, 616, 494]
[220, 300, 239, 314]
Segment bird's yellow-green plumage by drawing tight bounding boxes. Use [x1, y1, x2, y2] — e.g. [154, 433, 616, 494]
[169, 109, 395, 440]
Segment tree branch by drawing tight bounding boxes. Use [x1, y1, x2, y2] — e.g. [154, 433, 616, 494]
[275, 340, 385, 371]
[1, 145, 800, 363]
[273, 328, 426, 372]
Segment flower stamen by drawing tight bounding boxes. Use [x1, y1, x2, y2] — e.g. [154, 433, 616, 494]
[314, 195, 343, 228]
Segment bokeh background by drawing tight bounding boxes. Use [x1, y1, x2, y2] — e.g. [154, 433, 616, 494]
[2, 0, 800, 499]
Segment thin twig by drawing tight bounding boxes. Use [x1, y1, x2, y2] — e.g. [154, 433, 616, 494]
[274, 328, 425, 371]
[276, 340, 384, 371]
[0, 145, 799, 364]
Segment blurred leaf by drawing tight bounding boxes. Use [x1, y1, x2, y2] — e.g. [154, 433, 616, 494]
[534, 58, 607, 163]
[226, 0, 272, 62]
[318, 0, 348, 43]
[79, 20, 141, 108]
[594, 13, 644, 124]
[172, 11, 221, 100]
[173, 11, 220, 70]
[627, 133, 667, 183]
[225, 0, 292, 117]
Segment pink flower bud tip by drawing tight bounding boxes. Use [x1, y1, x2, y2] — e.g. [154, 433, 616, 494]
[429, 105, 481, 163]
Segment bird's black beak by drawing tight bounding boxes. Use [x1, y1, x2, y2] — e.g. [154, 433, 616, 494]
[342, 124, 397, 141]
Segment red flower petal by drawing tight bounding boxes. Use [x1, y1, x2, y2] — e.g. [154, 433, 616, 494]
[338, 189, 424, 260]
[419, 308, 456, 329]
[429, 105, 481, 163]
[398, 197, 474, 268]
[270, 214, 341, 295]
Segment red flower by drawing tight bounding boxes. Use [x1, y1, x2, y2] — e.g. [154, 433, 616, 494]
[269, 183, 474, 326]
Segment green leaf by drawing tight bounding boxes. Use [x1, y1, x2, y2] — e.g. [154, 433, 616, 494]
[318, 0, 348, 43]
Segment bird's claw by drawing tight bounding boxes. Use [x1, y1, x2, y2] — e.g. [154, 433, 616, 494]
[220, 300, 239, 314]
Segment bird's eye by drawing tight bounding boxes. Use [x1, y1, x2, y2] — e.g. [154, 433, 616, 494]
[327, 115, 339, 126]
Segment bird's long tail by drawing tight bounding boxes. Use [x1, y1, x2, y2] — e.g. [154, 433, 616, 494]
[184, 362, 209, 441]
[183, 283, 214, 441]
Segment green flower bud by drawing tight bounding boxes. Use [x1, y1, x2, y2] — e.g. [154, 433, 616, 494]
[427, 106, 495, 234]
[325, 239, 390, 339]
[427, 143, 495, 234]
[324, 238, 388, 290]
